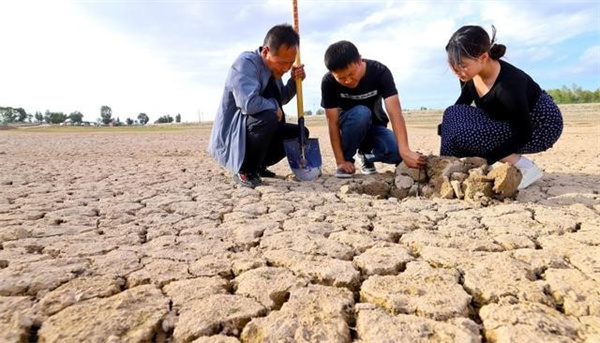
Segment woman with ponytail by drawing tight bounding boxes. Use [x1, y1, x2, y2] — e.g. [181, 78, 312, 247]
[440, 25, 563, 189]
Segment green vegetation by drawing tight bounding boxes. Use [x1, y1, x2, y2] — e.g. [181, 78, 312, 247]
[0, 107, 84, 124]
[69, 111, 84, 124]
[100, 105, 113, 125]
[0, 105, 177, 126]
[0, 106, 28, 123]
[44, 110, 68, 124]
[2, 84, 598, 126]
[137, 113, 150, 125]
[546, 84, 600, 104]
[18, 124, 199, 133]
[155, 115, 174, 124]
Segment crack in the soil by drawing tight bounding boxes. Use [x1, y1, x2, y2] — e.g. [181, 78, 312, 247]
[28, 322, 41, 343]
[532, 237, 543, 250]
[455, 268, 488, 343]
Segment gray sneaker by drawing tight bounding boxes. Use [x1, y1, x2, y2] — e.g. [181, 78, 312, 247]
[334, 168, 353, 179]
[233, 172, 263, 188]
[356, 153, 377, 174]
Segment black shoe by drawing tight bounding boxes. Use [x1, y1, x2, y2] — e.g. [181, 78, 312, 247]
[355, 152, 377, 175]
[249, 172, 263, 186]
[258, 167, 276, 178]
[233, 171, 262, 188]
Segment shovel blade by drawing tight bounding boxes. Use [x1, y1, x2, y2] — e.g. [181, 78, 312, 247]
[283, 138, 322, 181]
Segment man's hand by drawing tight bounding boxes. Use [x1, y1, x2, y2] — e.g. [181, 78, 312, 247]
[276, 107, 283, 122]
[401, 150, 427, 169]
[337, 161, 356, 174]
[291, 64, 306, 81]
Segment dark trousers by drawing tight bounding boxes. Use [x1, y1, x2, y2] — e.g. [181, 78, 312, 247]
[241, 110, 309, 173]
[439, 92, 562, 162]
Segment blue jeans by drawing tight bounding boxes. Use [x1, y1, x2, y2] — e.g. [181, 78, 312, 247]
[339, 105, 401, 165]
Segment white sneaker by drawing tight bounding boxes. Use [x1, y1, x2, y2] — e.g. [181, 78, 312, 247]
[517, 162, 543, 189]
[355, 153, 377, 175]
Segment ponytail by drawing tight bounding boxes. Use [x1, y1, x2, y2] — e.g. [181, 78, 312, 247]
[488, 25, 506, 60]
[489, 43, 506, 60]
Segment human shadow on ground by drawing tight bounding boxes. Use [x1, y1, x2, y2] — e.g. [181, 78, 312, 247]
[517, 171, 600, 208]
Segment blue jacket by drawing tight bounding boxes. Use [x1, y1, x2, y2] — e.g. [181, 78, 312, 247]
[208, 48, 297, 173]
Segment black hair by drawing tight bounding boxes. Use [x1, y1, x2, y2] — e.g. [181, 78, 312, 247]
[263, 24, 300, 53]
[446, 25, 506, 70]
[324, 40, 361, 71]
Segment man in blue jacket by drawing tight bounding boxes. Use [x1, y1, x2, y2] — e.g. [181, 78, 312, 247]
[208, 24, 307, 188]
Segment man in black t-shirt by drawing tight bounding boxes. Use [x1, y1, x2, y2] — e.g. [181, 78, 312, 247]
[320, 40, 426, 178]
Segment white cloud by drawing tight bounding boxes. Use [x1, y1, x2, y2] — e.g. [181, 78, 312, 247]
[304, 2, 463, 108]
[520, 46, 556, 63]
[570, 45, 600, 78]
[0, 1, 208, 122]
[1, 0, 598, 122]
[480, 2, 597, 46]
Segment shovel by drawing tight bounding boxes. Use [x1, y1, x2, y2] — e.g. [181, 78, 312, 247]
[283, 0, 322, 181]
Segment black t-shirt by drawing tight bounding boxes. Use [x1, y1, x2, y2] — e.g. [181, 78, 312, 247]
[321, 59, 398, 126]
[455, 59, 542, 162]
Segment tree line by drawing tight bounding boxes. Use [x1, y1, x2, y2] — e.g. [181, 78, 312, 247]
[0, 105, 182, 125]
[304, 84, 600, 115]
[546, 84, 600, 104]
[2, 85, 599, 125]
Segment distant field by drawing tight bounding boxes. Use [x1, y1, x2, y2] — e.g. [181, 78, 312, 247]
[554, 103, 600, 126]
[304, 103, 600, 129]
[11, 123, 211, 134]
[3, 103, 598, 134]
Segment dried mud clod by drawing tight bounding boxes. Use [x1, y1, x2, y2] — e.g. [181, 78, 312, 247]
[343, 155, 522, 204]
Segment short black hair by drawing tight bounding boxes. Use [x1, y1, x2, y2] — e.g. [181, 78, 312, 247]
[263, 24, 300, 53]
[324, 40, 361, 71]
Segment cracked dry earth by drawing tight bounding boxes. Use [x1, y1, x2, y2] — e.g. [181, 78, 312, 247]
[1, 105, 599, 343]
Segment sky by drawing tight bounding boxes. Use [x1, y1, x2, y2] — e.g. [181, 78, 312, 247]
[0, 0, 599, 123]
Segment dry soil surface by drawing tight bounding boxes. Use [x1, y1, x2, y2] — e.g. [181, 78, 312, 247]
[1, 104, 599, 343]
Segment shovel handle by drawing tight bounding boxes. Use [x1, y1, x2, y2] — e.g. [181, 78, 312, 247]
[292, 0, 304, 119]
